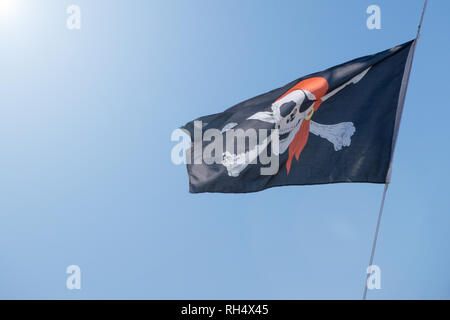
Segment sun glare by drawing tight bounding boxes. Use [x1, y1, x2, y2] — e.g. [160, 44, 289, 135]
[0, 0, 19, 22]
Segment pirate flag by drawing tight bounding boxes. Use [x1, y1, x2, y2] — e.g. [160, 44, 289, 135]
[181, 40, 414, 193]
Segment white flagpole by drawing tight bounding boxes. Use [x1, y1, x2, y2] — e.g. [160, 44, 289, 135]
[362, 0, 428, 300]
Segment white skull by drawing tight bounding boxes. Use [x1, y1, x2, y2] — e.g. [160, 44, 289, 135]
[271, 89, 317, 151]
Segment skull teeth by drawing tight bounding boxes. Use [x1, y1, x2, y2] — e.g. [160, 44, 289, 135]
[278, 119, 301, 135]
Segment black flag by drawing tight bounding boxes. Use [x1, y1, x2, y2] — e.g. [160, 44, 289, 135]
[181, 40, 414, 193]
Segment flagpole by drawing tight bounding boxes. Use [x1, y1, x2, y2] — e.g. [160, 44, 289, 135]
[416, 0, 428, 38]
[362, 0, 428, 300]
[362, 183, 389, 300]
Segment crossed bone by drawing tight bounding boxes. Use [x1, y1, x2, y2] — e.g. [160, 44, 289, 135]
[222, 67, 371, 177]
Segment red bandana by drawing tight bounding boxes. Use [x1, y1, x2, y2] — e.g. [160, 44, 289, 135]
[276, 77, 329, 174]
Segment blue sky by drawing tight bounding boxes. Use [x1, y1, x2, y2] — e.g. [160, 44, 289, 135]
[0, 0, 449, 299]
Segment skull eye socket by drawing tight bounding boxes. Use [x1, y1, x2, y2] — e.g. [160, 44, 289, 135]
[299, 94, 316, 113]
[279, 101, 296, 118]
